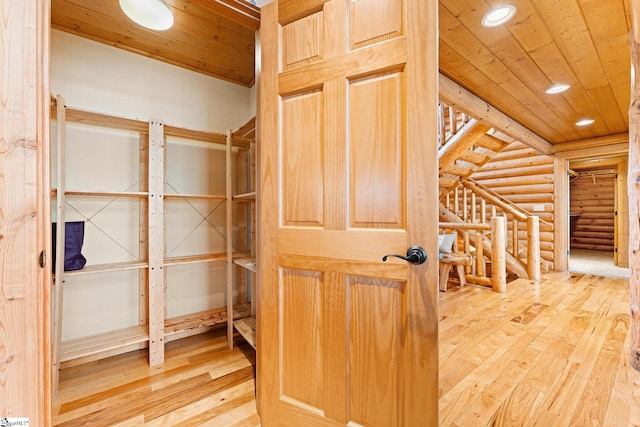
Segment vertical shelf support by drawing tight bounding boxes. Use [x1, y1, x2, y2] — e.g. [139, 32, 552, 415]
[52, 94, 67, 397]
[148, 119, 165, 366]
[226, 129, 234, 348]
[139, 133, 149, 346]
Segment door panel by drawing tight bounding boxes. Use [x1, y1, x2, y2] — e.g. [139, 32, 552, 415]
[350, 72, 404, 228]
[282, 91, 324, 226]
[258, 0, 439, 425]
[349, 275, 402, 427]
[282, 268, 323, 407]
[350, 0, 401, 50]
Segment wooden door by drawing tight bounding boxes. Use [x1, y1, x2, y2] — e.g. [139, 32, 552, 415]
[258, 0, 439, 425]
[0, 0, 51, 424]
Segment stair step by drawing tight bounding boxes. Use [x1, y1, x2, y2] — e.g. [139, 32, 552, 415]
[441, 164, 471, 177]
[475, 134, 510, 152]
[439, 177, 459, 188]
[459, 150, 489, 164]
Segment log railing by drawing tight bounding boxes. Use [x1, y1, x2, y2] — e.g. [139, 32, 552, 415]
[439, 217, 507, 292]
[438, 101, 471, 149]
[442, 180, 541, 282]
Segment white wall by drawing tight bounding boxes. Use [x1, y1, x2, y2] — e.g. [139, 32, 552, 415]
[51, 30, 251, 132]
[51, 30, 251, 341]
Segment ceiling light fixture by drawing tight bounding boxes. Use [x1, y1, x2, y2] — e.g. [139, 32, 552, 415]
[576, 119, 595, 126]
[119, 0, 174, 31]
[481, 5, 516, 27]
[546, 83, 570, 94]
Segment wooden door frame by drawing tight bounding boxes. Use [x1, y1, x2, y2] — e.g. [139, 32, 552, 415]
[555, 149, 629, 270]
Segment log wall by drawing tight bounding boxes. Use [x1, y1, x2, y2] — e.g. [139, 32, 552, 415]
[469, 141, 556, 268]
[569, 172, 615, 251]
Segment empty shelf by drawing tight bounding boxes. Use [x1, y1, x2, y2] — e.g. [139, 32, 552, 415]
[233, 192, 256, 201]
[164, 305, 251, 338]
[234, 316, 256, 349]
[63, 260, 148, 277]
[60, 325, 148, 362]
[163, 253, 226, 266]
[233, 257, 256, 272]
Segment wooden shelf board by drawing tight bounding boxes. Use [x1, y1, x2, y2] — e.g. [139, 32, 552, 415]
[65, 190, 148, 198]
[233, 257, 256, 272]
[60, 325, 148, 362]
[163, 253, 226, 266]
[164, 193, 226, 200]
[62, 107, 148, 133]
[164, 125, 226, 145]
[233, 192, 256, 201]
[234, 316, 256, 349]
[165, 305, 251, 337]
[63, 260, 148, 277]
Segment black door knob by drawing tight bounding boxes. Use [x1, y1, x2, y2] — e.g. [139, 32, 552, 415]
[382, 246, 427, 265]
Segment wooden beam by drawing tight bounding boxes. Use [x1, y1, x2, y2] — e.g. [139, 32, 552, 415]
[555, 142, 629, 160]
[439, 74, 554, 155]
[438, 119, 490, 171]
[629, 16, 640, 371]
[553, 133, 629, 159]
[553, 133, 629, 154]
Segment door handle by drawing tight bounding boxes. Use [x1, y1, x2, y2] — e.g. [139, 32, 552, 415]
[382, 246, 427, 265]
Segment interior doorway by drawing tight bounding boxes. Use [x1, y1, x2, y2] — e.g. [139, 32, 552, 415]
[567, 156, 629, 276]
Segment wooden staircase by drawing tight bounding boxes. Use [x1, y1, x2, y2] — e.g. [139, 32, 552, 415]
[437, 102, 542, 289]
[438, 104, 512, 199]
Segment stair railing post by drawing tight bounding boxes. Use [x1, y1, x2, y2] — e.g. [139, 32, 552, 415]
[527, 215, 541, 282]
[491, 216, 507, 293]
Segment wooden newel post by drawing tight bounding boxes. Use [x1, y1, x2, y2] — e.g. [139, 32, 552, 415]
[527, 216, 541, 282]
[629, 20, 640, 370]
[491, 216, 507, 292]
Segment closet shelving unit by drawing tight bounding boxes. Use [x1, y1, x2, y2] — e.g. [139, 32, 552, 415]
[51, 95, 256, 393]
[226, 118, 257, 349]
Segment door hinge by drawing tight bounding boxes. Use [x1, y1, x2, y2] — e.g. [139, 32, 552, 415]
[615, 210, 618, 215]
[39, 250, 46, 268]
[567, 250, 570, 255]
[615, 248, 618, 253]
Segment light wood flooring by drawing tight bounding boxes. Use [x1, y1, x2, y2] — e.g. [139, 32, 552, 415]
[440, 271, 640, 426]
[54, 271, 640, 426]
[52, 332, 260, 426]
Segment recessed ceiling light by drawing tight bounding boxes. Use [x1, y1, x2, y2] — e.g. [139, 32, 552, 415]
[119, 0, 174, 31]
[481, 5, 516, 27]
[576, 119, 595, 126]
[546, 83, 570, 94]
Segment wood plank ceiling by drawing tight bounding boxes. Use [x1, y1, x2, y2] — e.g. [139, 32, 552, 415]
[439, 0, 632, 144]
[50, 0, 260, 86]
[51, 0, 632, 145]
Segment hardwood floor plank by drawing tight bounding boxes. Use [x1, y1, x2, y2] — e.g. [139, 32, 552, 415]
[200, 401, 261, 426]
[112, 415, 145, 426]
[54, 272, 640, 426]
[569, 313, 629, 425]
[229, 413, 262, 427]
[58, 347, 248, 414]
[53, 331, 259, 427]
[144, 366, 255, 421]
[144, 381, 255, 426]
[603, 330, 638, 426]
[439, 272, 638, 426]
